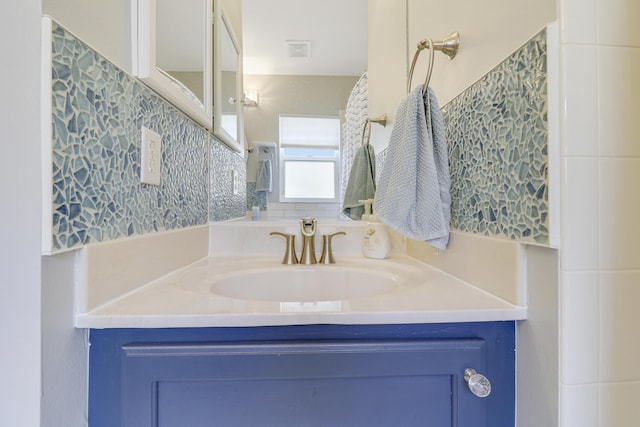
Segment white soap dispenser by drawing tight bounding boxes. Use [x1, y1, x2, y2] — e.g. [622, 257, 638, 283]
[358, 199, 373, 221]
[362, 212, 390, 259]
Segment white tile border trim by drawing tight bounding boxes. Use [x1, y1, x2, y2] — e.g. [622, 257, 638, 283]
[547, 21, 561, 249]
[41, 16, 54, 254]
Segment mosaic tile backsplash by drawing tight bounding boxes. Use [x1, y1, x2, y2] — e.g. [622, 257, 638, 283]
[210, 141, 247, 221]
[442, 29, 549, 244]
[246, 183, 268, 211]
[46, 17, 547, 248]
[47, 22, 244, 252]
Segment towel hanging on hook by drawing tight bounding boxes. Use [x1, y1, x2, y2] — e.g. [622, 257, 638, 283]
[361, 119, 372, 146]
[407, 31, 461, 95]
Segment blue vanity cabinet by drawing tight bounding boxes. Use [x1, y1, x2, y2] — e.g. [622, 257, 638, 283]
[89, 322, 515, 427]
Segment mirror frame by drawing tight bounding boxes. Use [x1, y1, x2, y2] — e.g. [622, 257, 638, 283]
[132, 0, 213, 130]
[213, 3, 244, 153]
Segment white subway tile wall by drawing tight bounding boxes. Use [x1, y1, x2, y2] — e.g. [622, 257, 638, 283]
[560, 0, 640, 424]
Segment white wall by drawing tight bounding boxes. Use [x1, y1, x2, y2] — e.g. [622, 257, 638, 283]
[558, 0, 640, 425]
[0, 0, 43, 425]
[41, 253, 89, 426]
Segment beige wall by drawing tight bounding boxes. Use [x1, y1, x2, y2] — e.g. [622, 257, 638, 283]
[168, 71, 205, 104]
[42, 0, 132, 71]
[408, 0, 555, 105]
[367, 0, 408, 153]
[243, 74, 359, 144]
[221, 0, 242, 45]
[366, 0, 556, 153]
[518, 245, 560, 427]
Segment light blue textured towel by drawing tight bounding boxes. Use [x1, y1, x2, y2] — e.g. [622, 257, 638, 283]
[374, 85, 451, 249]
[256, 159, 272, 192]
[343, 144, 376, 220]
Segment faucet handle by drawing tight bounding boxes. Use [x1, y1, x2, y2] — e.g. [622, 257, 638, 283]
[300, 218, 317, 237]
[270, 232, 299, 264]
[319, 231, 347, 264]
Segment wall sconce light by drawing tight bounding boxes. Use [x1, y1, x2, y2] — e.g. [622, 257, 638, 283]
[242, 89, 259, 107]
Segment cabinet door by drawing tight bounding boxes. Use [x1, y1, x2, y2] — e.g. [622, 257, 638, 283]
[120, 339, 489, 427]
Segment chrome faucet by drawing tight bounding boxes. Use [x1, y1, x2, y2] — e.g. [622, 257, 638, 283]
[299, 218, 318, 264]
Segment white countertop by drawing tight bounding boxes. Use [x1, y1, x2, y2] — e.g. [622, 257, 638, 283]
[75, 255, 527, 328]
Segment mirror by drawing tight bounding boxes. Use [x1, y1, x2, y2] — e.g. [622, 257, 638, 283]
[213, 4, 243, 152]
[133, 0, 213, 129]
[242, 0, 368, 214]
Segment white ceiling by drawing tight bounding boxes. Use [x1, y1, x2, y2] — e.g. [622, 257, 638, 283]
[242, 0, 368, 76]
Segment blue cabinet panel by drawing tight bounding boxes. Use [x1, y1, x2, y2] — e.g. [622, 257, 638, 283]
[122, 340, 484, 427]
[89, 322, 515, 427]
[156, 375, 452, 427]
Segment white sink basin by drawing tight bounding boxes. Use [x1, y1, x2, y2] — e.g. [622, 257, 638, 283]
[185, 266, 407, 302]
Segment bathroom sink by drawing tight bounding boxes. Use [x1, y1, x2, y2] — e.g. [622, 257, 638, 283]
[207, 267, 404, 302]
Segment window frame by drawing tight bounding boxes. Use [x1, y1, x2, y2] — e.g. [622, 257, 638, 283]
[278, 115, 341, 204]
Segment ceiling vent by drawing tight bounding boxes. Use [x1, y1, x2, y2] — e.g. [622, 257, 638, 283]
[286, 41, 311, 59]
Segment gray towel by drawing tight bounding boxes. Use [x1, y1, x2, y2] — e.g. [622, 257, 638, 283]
[342, 144, 376, 220]
[374, 85, 450, 249]
[256, 159, 272, 192]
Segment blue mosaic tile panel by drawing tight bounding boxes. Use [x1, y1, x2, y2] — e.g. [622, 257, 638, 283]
[210, 140, 247, 221]
[49, 23, 209, 252]
[246, 182, 268, 211]
[443, 29, 549, 244]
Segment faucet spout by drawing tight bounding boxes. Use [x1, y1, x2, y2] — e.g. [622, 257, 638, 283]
[299, 218, 317, 264]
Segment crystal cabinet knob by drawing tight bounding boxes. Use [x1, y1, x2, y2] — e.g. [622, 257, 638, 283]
[464, 368, 492, 398]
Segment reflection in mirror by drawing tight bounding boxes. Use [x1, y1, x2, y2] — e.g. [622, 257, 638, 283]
[219, 19, 238, 139]
[242, 0, 368, 219]
[213, 5, 243, 152]
[134, 0, 212, 129]
[156, 0, 206, 107]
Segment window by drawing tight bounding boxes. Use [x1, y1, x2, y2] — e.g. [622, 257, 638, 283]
[279, 115, 340, 202]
